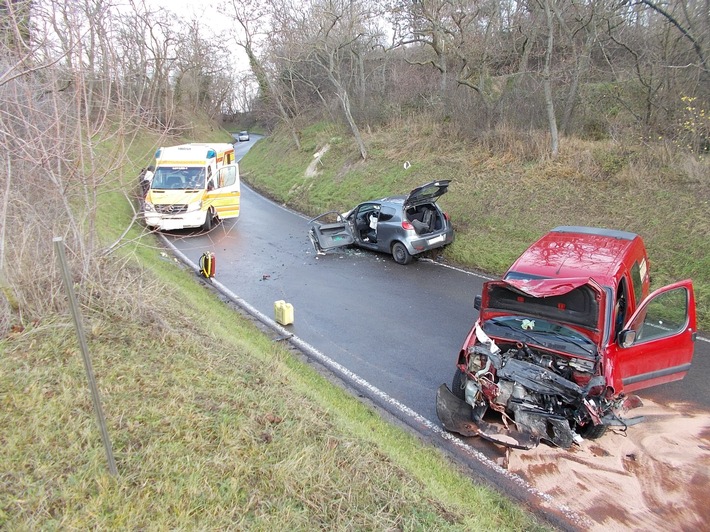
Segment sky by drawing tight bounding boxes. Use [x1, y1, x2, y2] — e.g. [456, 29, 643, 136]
[146, 0, 251, 71]
[148, 0, 233, 31]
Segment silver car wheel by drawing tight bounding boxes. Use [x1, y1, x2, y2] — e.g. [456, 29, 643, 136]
[392, 241, 412, 265]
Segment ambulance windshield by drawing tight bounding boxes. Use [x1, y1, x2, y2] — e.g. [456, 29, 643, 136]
[151, 167, 206, 190]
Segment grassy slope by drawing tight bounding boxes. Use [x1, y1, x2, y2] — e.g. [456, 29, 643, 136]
[240, 121, 710, 330]
[0, 127, 546, 530]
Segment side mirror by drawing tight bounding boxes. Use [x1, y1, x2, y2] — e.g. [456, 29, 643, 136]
[474, 295, 482, 311]
[618, 329, 636, 348]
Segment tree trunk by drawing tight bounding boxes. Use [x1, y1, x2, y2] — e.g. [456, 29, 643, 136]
[335, 82, 367, 160]
[560, 32, 594, 135]
[543, 0, 559, 158]
[246, 47, 301, 150]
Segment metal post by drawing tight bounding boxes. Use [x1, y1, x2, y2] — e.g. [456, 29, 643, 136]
[53, 237, 118, 476]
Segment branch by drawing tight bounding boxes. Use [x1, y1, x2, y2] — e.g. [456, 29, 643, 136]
[102, 191, 146, 256]
[0, 49, 69, 88]
[636, 0, 708, 73]
[405, 58, 443, 74]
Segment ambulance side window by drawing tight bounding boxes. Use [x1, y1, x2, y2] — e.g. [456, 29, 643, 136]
[218, 167, 237, 188]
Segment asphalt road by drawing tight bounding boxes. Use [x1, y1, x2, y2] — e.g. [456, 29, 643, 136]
[165, 186, 475, 423]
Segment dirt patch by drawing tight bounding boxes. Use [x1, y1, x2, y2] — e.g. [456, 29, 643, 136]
[305, 144, 330, 177]
[507, 399, 710, 530]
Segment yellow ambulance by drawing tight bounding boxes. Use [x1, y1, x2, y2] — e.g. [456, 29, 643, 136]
[144, 143, 240, 231]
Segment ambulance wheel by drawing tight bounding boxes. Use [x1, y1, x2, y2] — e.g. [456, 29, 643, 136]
[202, 209, 214, 231]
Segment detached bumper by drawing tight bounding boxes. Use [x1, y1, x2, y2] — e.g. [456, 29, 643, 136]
[435, 384, 539, 450]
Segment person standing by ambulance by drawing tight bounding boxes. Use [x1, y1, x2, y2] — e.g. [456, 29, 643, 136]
[140, 165, 154, 197]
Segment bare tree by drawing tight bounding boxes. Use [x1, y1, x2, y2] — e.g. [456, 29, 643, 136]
[553, 0, 598, 135]
[304, 0, 371, 159]
[389, 0, 453, 113]
[227, 0, 302, 149]
[541, 0, 560, 157]
[115, 1, 181, 130]
[637, 0, 708, 74]
[0, 0, 188, 333]
[308, 0, 391, 159]
[259, 0, 392, 159]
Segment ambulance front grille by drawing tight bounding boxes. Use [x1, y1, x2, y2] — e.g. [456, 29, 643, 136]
[155, 204, 188, 215]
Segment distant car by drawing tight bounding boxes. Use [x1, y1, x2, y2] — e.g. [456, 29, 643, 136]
[308, 180, 454, 265]
[237, 131, 250, 142]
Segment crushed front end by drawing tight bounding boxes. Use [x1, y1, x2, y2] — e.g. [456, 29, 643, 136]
[437, 278, 644, 449]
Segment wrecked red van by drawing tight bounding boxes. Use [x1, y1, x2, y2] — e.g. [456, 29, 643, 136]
[437, 226, 697, 449]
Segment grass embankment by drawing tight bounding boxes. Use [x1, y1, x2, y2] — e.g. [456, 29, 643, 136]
[0, 128, 545, 529]
[241, 120, 710, 331]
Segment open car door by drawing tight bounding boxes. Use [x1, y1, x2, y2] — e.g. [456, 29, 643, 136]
[612, 280, 696, 393]
[308, 211, 355, 252]
[205, 164, 241, 219]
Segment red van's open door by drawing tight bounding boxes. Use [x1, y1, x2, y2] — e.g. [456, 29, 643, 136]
[612, 280, 696, 393]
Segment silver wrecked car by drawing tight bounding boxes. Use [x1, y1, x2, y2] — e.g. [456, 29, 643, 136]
[308, 180, 454, 264]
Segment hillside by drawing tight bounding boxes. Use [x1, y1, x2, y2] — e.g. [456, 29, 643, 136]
[239, 119, 710, 330]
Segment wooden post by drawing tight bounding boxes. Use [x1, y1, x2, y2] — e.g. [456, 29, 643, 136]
[53, 237, 118, 477]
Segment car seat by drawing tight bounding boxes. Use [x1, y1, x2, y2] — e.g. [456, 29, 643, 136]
[412, 207, 434, 234]
[422, 208, 434, 232]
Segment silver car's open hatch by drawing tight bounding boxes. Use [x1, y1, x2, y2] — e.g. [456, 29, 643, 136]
[404, 180, 450, 208]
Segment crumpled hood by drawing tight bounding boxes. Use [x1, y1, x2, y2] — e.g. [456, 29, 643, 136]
[482, 277, 606, 334]
[503, 277, 592, 297]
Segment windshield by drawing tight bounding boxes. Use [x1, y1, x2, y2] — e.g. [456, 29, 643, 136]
[483, 315, 597, 359]
[151, 166, 206, 190]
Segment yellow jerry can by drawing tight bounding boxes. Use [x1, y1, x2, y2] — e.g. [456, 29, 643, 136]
[274, 300, 294, 326]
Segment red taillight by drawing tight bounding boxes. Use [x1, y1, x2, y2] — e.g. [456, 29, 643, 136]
[444, 212, 450, 221]
[402, 220, 414, 231]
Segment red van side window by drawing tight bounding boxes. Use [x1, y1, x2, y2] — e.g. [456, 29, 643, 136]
[630, 261, 643, 305]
